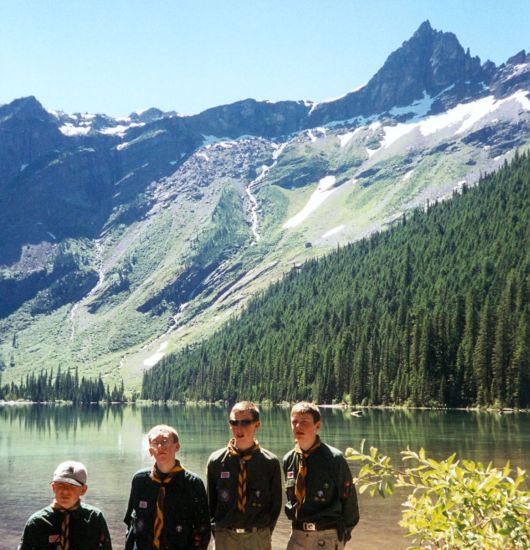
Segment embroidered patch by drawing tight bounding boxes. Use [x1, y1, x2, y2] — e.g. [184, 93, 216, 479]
[176, 525, 183, 532]
[49, 535, 60, 543]
[221, 471, 230, 479]
[254, 490, 261, 498]
[220, 489, 230, 502]
[139, 500, 148, 509]
[287, 471, 295, 479]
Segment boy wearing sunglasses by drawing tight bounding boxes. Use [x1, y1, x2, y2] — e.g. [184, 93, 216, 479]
[207, 401, 282, 549]
[124, 424, 211, 549]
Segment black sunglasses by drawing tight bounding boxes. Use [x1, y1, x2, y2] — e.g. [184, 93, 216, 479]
[229, 419, 254, 427]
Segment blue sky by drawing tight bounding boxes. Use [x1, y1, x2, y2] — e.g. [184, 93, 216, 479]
[1, 1, 529, 117]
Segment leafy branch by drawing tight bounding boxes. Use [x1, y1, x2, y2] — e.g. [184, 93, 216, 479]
[346, 441, 530, 549]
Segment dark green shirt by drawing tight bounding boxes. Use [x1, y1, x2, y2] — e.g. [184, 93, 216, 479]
[124, 468, 211, 550]
[283, 442, 360, 540]
[18, 502, 112, 550]
[207, 446, 282, 530]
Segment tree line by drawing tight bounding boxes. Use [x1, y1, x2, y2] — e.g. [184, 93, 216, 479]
[142, 152, 530, 408]
[0, 367, 126, 403]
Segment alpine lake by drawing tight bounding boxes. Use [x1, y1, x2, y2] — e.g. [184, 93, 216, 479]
[2, 404, 530, 549]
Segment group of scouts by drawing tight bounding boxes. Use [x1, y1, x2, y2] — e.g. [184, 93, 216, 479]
[18, 401, 360, 550]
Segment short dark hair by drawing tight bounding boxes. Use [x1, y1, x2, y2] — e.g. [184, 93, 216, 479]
[291, 401, 321, 423]
[231, 401, 260, 421]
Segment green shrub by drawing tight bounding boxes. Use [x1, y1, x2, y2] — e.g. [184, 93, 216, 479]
[346, 442, 530, 549]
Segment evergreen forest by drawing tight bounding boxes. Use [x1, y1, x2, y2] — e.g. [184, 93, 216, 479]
[0, 367, 126, 403]
[142, 153, 530, 407]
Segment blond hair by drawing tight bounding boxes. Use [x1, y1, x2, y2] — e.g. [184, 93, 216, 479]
[147, 424, 179, 443]
[231, 401, 260, 421]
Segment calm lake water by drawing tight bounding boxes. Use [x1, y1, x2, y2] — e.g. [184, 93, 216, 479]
[1, 404, 530, 549]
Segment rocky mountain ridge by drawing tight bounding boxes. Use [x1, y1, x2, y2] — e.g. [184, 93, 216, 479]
[1, 21, 529, 386]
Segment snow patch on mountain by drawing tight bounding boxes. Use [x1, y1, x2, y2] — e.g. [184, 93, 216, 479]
[402, 169, 414, 181]
[307, 127, 326, 142]
[509, 62, 530, 78]
[367, 90, 530, 154]
[283, 176, 337, 229]
[337, 128, 363, 148]
[59, 123, 92, 136]
[58, 114, 145, 137]
[389, 91, 434, 119]
[514, 89, 530, 110]
[422, 91, 530, 136]
[99, 122, 145, 136]
[143, 341, 168, 368]
[201, 134, 257, 148]
[322, 225, 345, 239]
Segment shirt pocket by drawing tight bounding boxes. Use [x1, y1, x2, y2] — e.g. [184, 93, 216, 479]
[308, 473, 335, 505]
[131, 501, 154, 539]
[215, 476, 235, 509]
[248, 479, 268, 509]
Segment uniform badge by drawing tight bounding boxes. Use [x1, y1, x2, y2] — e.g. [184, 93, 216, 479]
[49, 535, 60, 543]
[139, 500, 148, 509]
[221, 471, 230, 478]
[254, 490, 261, 498]
[220, 489, 230, 502]
[287, 471, 295, 479]
[176, 525, 183, 532]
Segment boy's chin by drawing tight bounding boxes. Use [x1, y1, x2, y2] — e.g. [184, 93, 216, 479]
[55, 498, 77, 508]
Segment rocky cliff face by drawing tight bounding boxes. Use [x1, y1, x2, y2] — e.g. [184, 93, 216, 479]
[307, 21, 494, 125]
[1, 21, 530, 385]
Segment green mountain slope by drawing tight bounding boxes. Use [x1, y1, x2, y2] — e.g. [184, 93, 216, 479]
[142, 153, 530, 407]
[2, 23, 530, 390]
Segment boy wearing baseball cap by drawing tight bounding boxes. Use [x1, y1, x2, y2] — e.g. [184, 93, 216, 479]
[18, 460, 112, 549]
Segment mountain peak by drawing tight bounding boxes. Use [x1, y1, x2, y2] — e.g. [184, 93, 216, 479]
[307, 21, 494, 125]
[362, 22, 490, 113]
[0, 96, 50, 120]
[413, 20, 434, 37]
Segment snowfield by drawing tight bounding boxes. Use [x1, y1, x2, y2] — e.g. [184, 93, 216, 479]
[283, 175, 337, 229]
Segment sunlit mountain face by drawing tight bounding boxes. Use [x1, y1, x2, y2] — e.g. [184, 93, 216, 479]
[1, 21, 529, 387]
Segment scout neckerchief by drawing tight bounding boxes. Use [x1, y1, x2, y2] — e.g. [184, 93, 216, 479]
[294, 436, 321, 518]
[53, 500, 80, 550]
[150, 461, 184, 549]
[227, 438, 260, 512]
